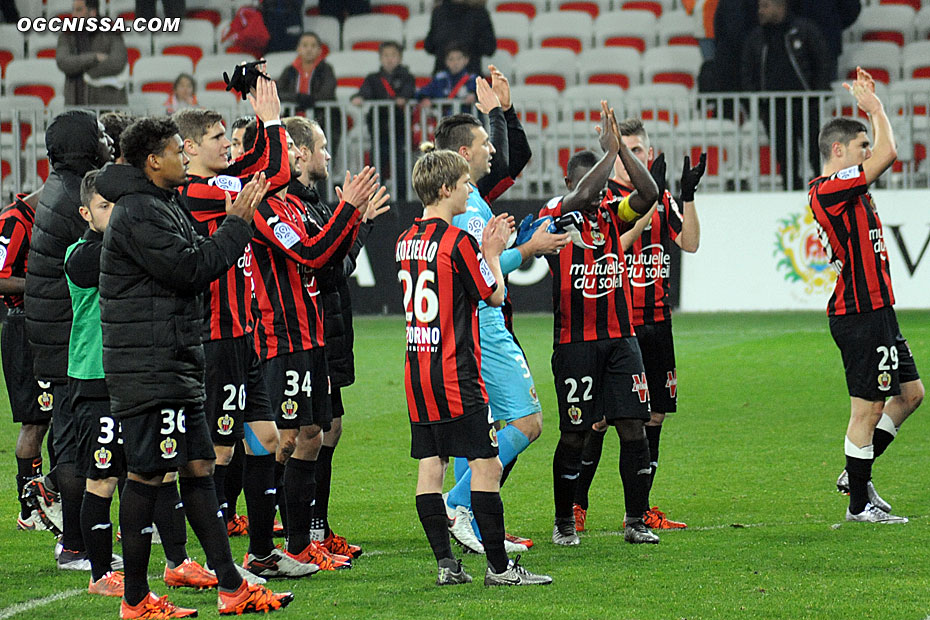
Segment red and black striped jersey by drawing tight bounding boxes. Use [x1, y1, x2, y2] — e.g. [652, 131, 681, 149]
[251, 193, 361, 360]
[613, 180, 682, 325]
[396, 217, 498, 425]
[540, 196, 637, 346]
[808, 164, 894, 316]
[0, 194, 35, 308]
[177, 121, 290, 341]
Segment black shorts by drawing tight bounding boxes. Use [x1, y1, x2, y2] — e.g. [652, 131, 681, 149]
[410, 409, 499, 460]
[74, 397, 126, 480]
[552, 338, 651, 432]
[636, 320, 677, 414]
[204, 336, 275, 446]
[263, 348, 332, 432]
[1, 311, 51, 424]
[52, 383, 78, 465]
[830, 306, 920, 401]
[120, 402, 215, 475]
[331, 386, 344, 418]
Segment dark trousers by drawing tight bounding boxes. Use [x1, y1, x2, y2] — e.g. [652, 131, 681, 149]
[759, 96, 821, 190]
[135, 0, 185, 18]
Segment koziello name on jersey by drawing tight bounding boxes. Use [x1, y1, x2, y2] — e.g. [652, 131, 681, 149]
[626, 243, 670, 287]
[396, 239, 438, 263]
[569, 254, 624, 298]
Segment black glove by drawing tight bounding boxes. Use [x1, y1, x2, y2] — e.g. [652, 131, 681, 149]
[649, 152, 667, 199]
[679, 152, 707, 202]
[224, 60, 271, 101]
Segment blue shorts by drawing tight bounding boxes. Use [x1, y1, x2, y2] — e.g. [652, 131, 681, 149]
[479, 312, 541, 423]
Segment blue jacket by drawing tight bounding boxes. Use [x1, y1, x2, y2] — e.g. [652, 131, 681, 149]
[416, 69, 477, 100]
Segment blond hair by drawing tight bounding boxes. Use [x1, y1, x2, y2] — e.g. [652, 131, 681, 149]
[412, 146, 469, 207]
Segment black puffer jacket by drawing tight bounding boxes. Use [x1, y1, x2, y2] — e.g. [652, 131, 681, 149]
[25, 110, 107, 382]
[289, 180, 372, 388]
[96, 164, 253, 418]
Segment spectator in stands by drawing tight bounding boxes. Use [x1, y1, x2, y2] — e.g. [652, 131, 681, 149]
[1, 0, 19, 23]
[320, 0, 370, 21]
[56, 0, 128, 106]
[277, 31, 341, 160]
[164, 73, 198, 114]
[351, 41, 415, 200]
[424, 0, 496, 76]
[789, 0, 861, 81]
[416, 44, 477, 108]
[741, 0, 830, 190]
[135, 0, 184, 19]
[262, 0, 303, 54]
[712, 0, 758, 95]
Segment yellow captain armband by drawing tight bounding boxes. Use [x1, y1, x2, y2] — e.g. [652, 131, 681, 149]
[616, 195, 640, 223]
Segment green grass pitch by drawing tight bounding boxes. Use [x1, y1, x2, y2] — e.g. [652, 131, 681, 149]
[0, 311, 928, 619]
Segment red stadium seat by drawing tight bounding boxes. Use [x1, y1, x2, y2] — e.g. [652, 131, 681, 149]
[642, 46, 702, 89]
[902, 41, 930, 79]
[621, 0, 663, 18]
[5, 58, 62, 105]
[850, 5, 913, 47]
[578, 48, 641, 90]
[839, 42, 900, 84]
[489, 0, 541, 20]
[515, 49, 578, 91]
[370, 0, 412, 21]
[594, 11, 657, 53]
[531, 12, 593, 54]
[491, 13, 530, 56]
[554, 0, 610, 19]
[343, 14, 404, 52]
[186, 8, 222, 26]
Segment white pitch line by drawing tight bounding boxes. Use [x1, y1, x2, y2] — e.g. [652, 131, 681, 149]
[0, 588, 84, 620]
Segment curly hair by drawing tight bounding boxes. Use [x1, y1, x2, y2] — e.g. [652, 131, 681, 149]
[120, 117, 180, 170]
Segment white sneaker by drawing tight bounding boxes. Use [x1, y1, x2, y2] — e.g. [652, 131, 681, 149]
[207, 563, 268, 585]
[484, 556, 552, 586]
[551, 518, 580, 546]
[449, 506, 484, 554]
[845, 503, 908, 524]
[244, 549, 319, 578]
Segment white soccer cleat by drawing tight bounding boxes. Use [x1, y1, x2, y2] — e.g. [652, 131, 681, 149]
[845, 503, 908, 524]
[836, 470, 892, 512]
[449, 506, 484, 554]
[551, 518, 580, 546]
[484, 556, 552, 586]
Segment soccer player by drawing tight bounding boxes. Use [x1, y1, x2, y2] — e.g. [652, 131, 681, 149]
[229, 115, 252, 161]
[174, 77, 314, 580]
[397, 146, 551, 586]
[437, 69, 569, 553]
[284, 115, 386, 559]
[540, 102, 660, 546]
[0, 189, 57, 532]
[572, 119, 705, 532]
[250, 124, 376, 569]
[809, 67, 922, 524]
[97, 117, 291, 617]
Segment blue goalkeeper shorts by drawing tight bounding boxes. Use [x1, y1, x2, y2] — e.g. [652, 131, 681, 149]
[479, 311, 542, 423]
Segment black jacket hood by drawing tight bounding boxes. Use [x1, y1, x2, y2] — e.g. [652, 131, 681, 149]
[96, 163, 176, 204]
[45, 110, 107, 175]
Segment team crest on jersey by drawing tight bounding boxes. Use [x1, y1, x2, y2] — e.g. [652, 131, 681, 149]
[217, 414, 235, 435]
[37, 390, 53, 412]
[160, 437, 178, 459]
[530, 385, 538, 402]
[567, 405, 583, 425]
[632, 373, 650, 403]
[489, 427, 499, 448]
[281, 399, 298, 419]
[94, 447, 112, 469]
[665, 370, 678, 399]
[590, 229, 606, 246]
[878, 371, 892, 391]
[774, 210, 838, 298]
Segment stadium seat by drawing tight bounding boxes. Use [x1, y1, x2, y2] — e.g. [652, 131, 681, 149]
[488, 0, 544, 20]
[888, 78, 930, 114]
[490, 12, 531, 56]
[107, 0, 135, 19]
[263, 51, 295, 82]
[26, 32, 58, 58]
[902, 40, 930, 78]
[185, 0, 227, 27]
[404, 13, 430, 50]
[4, 58, 62, 105]
[593, 11, 658, 53]
[562, 83, 626, 122]
[0, 95, 41, 150]
[131, 56, 194, 94]
[578, 48, 642, 90]
[304, 0, 320, 16]
[123, 32, 152, 72]
[196, 89, 243, 114]
[849, 5, 914, 46]
[879, 0, 921, 10]
[642, 45, 702, 89]
[531, 12, 593, 54]
[552, 0, 612, 19]
[326, 51, 380, 89]
[127, 91, 169, 113]
[838, 41, 901, 84]
[619, 0, 664, 18]
[45, 0, 72, 18]
[916, 6, 930, 40]
[626, 83, 690, 123]
[403, 49, 435, 89]
[301, 15, 340, 54]
[674, 118, 740, 186]
[343, 14, 405, 52]
[510, 83, 560, 133]
[195, 54, 252, 91]
[657, 10, 699, 47]
[154, 20, 216, 68]
[486, 49, 515, 80]
[514, 49, 578, 91]
[0, 26, 25, 78]
[370, 0, 419, 21]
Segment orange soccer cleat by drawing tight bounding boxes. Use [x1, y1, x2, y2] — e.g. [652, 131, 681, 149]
[642, 506, 687, 530]
[89, 571, 125, 597]
[226, 514, 249, 537]
[322, 531, 362, 558]
[291, 541, 351, 571]
[164, 559, 219, 589]
[505, 532, 534, 549]
[217, 580, 293, 615]
[120, 591, 198, 618]
[573, 504, 586, 532]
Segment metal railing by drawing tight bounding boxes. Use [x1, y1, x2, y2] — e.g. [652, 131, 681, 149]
[3, 89, 929, 203]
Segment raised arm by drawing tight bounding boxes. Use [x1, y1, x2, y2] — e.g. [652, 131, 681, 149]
[847, 67, 897, 185]
[562, 102, 621, 213]
[477, 66, 532, 203]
